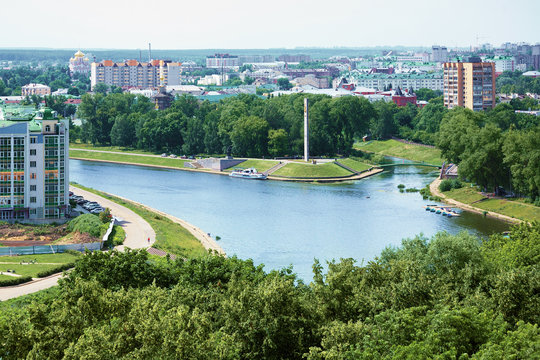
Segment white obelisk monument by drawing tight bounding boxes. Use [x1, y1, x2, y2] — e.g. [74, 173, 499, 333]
[304, 98, 309, 161]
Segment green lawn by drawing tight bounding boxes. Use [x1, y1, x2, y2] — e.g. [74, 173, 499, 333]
[0, 274, 15, 281]
[338, 158, 372, 173]
[355, 140, 443, 166]
[0, 264, 63, 278]
[71, 184, 207, 258]
[272, 162, 354, 178]
[444, 186, 540, 222]
[70, 149, 189, 169]
[0, 253, 80, 264]
[70, 143, 158, 155]
[225, 159, 279, 172]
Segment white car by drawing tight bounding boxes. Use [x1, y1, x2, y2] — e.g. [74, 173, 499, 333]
[161, 153, 167, 157]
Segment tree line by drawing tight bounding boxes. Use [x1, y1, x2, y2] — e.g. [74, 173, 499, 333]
[0, 223, 538, 359]
[496, 71, 540, 95]
[0, 65, 90, 96]
[77, 92, 378, 157]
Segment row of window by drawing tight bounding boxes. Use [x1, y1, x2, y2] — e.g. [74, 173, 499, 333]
[0, 138, 24, 146]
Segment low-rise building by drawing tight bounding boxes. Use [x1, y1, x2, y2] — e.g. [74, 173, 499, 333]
[21, 84, 51, 96]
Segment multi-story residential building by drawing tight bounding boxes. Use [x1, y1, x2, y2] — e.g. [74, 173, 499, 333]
[348, 72, 444, 91]
[21, 84, 51, 96]
[90, 60, 182, 90]
[492, 57, 514, 73]
[69, 50, 90, 75]
[431, 46, 449, 63]
[205, 54, 239, 68]
[0, 105, 69, 221]
[443, 57, 495, 111]
[277, 54, 311, 63]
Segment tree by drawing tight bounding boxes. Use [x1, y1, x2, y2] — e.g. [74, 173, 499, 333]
[415, 88, 442, 101]
[110, 114, 137, 147]
[277, 78, 292, 90]
[503, 126, 540, 198]
[268, 129, 288, 157]
[437, 108, 482, 164]
[67, 87, 80, 96]
[230, 116, 270, 157]
[371, 100, 398, 139]
[93, 83, 109, 94]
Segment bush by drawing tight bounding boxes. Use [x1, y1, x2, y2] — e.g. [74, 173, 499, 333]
[397, 184, 405, 189]
[36, 263, 75, 278]
[439, 179, 453, 192]
[440, 179, 463, 192]
[0, 276, 32, 287]
[67, 214, 102, 237]
[99, 208, 112, 223]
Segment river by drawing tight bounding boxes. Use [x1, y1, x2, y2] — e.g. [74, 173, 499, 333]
[70, 159, 509, 280]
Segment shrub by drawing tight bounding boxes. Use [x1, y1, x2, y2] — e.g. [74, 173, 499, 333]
[36, 263, 75, 278]
[99, 208, 112, 223]
[439, 179, 453, 192]
[67, 214, 102, 237]
[0, 276, 32, 287]
[397, 184, 405, 189]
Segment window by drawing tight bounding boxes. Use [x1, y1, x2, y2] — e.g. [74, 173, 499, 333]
[30, 185, 36, 191]
[45, 125, 51, 132]
[30, 197, 36, 203]
[30, 149, 36, 156]
[30, 137, 37, 144]
[30, 161, 36, 168]
[31, 173, 36, 180]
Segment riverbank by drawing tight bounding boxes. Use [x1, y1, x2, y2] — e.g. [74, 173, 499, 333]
[71, 184, 224, 256]
[429, 179, 539, 224]
[354, 139, 443, 166]
[70, 148, 383, 183]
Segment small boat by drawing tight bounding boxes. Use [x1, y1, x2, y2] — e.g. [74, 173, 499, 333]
[229, 168, 267, 180]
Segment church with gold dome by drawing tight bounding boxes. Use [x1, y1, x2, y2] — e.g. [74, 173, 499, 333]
[69, 50, 90, 75]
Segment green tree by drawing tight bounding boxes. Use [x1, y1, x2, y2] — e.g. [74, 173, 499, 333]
[93, 83, 109, 95]
[268, 129, 289, 157]
[277, 78, 292, 90]
[230, 116, 270, 157]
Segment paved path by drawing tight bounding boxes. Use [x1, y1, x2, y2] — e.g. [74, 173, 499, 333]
[70, 186, 156, 250]
[0, 273, 63, 301]
[430, 179, 522, 224]
[0, 188, 157, 302]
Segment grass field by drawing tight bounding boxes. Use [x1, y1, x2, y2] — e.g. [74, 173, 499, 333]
[225, 159, 279, 173]
[272, 162, 354, 178]
[70, 149, 189, 169]
[0, 252, 80, 278]
[71, 184, 207, 258]
[70, 144, 157, 155]
[444, 186, 540, 222]
[338, 158, 372, 173]
[355, 140, 443, 165]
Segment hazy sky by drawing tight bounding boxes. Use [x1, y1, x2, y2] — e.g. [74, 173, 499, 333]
[2, 0, 538, 49]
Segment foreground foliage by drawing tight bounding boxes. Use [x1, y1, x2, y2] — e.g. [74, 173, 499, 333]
[0, 223, 538, 359]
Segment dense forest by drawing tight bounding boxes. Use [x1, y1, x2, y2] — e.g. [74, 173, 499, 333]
[0, 223, 538, 359]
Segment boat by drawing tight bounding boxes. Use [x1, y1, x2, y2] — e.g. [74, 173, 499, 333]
[229, 168, 267, 180]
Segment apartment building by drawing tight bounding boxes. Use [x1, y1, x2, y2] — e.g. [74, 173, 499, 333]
[90, 60, 182, 90]
[0, 105, 69, 222]
[205, 54, 239, 68]
[21, 84, 51, 96]
[349, 72, 444, 91]
[443, 57, 495, 111]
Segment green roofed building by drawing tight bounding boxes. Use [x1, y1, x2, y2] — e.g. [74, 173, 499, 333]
[0, 104, 69, 222]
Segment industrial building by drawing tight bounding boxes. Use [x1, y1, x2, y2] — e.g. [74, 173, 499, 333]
[443, 57, 495, 111]
[0, 105, 69, 222]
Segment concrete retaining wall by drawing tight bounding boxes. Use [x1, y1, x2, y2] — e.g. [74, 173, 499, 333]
[195, 158, 246, 171]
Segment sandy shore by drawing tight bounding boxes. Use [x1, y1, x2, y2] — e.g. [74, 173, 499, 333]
[430, 179, 522, 225]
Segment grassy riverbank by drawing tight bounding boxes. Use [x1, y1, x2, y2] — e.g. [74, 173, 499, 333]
[442, 185, 540, 223]
[354, 139, 443, 165]
[227, 159, 279, 173]
[70, 147, 376, 179]
[272, 162, 353, 178]
[70, 144, 158, 155]
[70, 149, 190, 169]
[71, 184, 207, 258]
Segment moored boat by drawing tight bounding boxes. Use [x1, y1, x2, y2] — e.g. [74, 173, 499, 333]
[229, 167, 267, 180]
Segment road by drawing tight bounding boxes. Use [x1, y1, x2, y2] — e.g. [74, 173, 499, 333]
[0, 187, 156, 302]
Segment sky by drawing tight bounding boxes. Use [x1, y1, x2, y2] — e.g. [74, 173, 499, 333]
[1, 0, 538, 50]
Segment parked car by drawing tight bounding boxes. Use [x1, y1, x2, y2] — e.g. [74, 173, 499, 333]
[76, 199, 88, 205]
[90, 208, 104, 214]
[169, 154, 177, 158]
[161, 153, 167, 157]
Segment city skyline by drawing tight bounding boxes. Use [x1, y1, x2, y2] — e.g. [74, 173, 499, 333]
[1, 0, 539, 50]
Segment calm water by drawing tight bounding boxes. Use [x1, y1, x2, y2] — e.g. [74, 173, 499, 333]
[70, 159, 509, 280]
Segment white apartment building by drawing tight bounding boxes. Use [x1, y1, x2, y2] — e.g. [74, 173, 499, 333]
[21, 84, 51, 96]
[0, 105, 69, 222]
